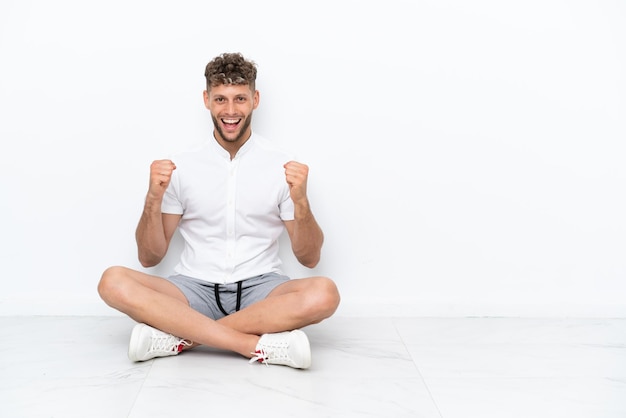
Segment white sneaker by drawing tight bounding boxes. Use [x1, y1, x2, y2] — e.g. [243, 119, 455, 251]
[128, 323, 192, 362]
[249, 329, 311, 369]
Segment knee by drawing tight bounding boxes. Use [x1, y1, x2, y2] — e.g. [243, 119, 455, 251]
[97, 266, 131, 306]
[309, 276, 341, 320]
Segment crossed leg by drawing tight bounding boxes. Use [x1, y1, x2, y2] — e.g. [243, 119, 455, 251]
[97, 266, 340, 358]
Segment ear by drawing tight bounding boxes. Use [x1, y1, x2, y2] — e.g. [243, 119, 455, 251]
[203, 90, 210, 109]
[253, 90, 260, 109]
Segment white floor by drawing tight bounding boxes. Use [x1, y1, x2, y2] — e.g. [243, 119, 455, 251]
[1, 316, 625, 418]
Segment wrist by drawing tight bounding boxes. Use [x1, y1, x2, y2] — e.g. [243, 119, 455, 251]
[144, 194, 163, 212]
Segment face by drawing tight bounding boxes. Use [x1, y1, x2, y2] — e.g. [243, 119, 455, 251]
[203, 84, 259, 145]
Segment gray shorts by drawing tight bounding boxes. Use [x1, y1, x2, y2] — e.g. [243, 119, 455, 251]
[165, 273, 290, 320]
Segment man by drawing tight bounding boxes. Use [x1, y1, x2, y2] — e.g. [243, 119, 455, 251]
[98, 52, 340, 369]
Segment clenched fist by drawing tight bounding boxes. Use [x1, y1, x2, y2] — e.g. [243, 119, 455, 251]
[283, 161, 309, 204]
[147, 159, 176, 200]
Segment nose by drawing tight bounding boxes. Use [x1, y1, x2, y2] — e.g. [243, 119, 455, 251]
[225, 100, 236, 115]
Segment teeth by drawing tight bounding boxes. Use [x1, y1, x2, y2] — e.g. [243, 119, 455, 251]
[223, 119, 239, 124]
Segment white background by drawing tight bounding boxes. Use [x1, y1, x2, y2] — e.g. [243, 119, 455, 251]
[1, 0, 624, 317]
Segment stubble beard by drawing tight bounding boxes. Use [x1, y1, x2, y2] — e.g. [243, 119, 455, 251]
[212, 113, 253, 144]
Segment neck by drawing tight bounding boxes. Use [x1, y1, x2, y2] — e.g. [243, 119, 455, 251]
[214, 130, 252, 160]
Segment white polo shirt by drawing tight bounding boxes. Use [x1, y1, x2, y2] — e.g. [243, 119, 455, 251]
[161, 133, 295, 284]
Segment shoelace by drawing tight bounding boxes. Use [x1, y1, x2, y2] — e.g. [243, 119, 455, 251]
[149, 330, 192, 354]
[249, 349, 270, 366]
[248, 345, 290, 366]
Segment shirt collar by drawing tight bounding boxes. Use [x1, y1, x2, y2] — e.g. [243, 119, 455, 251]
[208, 132, 256, 160]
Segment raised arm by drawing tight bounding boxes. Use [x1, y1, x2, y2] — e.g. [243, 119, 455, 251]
[135, 159, 181, 267]
[283, 161, 324, 268]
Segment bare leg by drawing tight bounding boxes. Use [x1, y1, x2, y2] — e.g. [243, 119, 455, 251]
[218, 276, 340, 335]
[97, 266, 340, 358]
[98, 266, 257, 357]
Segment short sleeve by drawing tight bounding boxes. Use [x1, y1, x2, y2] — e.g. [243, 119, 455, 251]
[161, 170, 184, 215]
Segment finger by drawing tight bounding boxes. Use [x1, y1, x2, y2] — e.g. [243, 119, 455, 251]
[152, 161, 176, 177]
[284, 162, 307, 176]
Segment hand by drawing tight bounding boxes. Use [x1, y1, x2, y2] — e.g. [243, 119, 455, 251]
[147, 159, 176, 200]
[283, 161, 309, 203]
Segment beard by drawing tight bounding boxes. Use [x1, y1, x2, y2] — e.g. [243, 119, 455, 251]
[212, 113, 253, 144]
